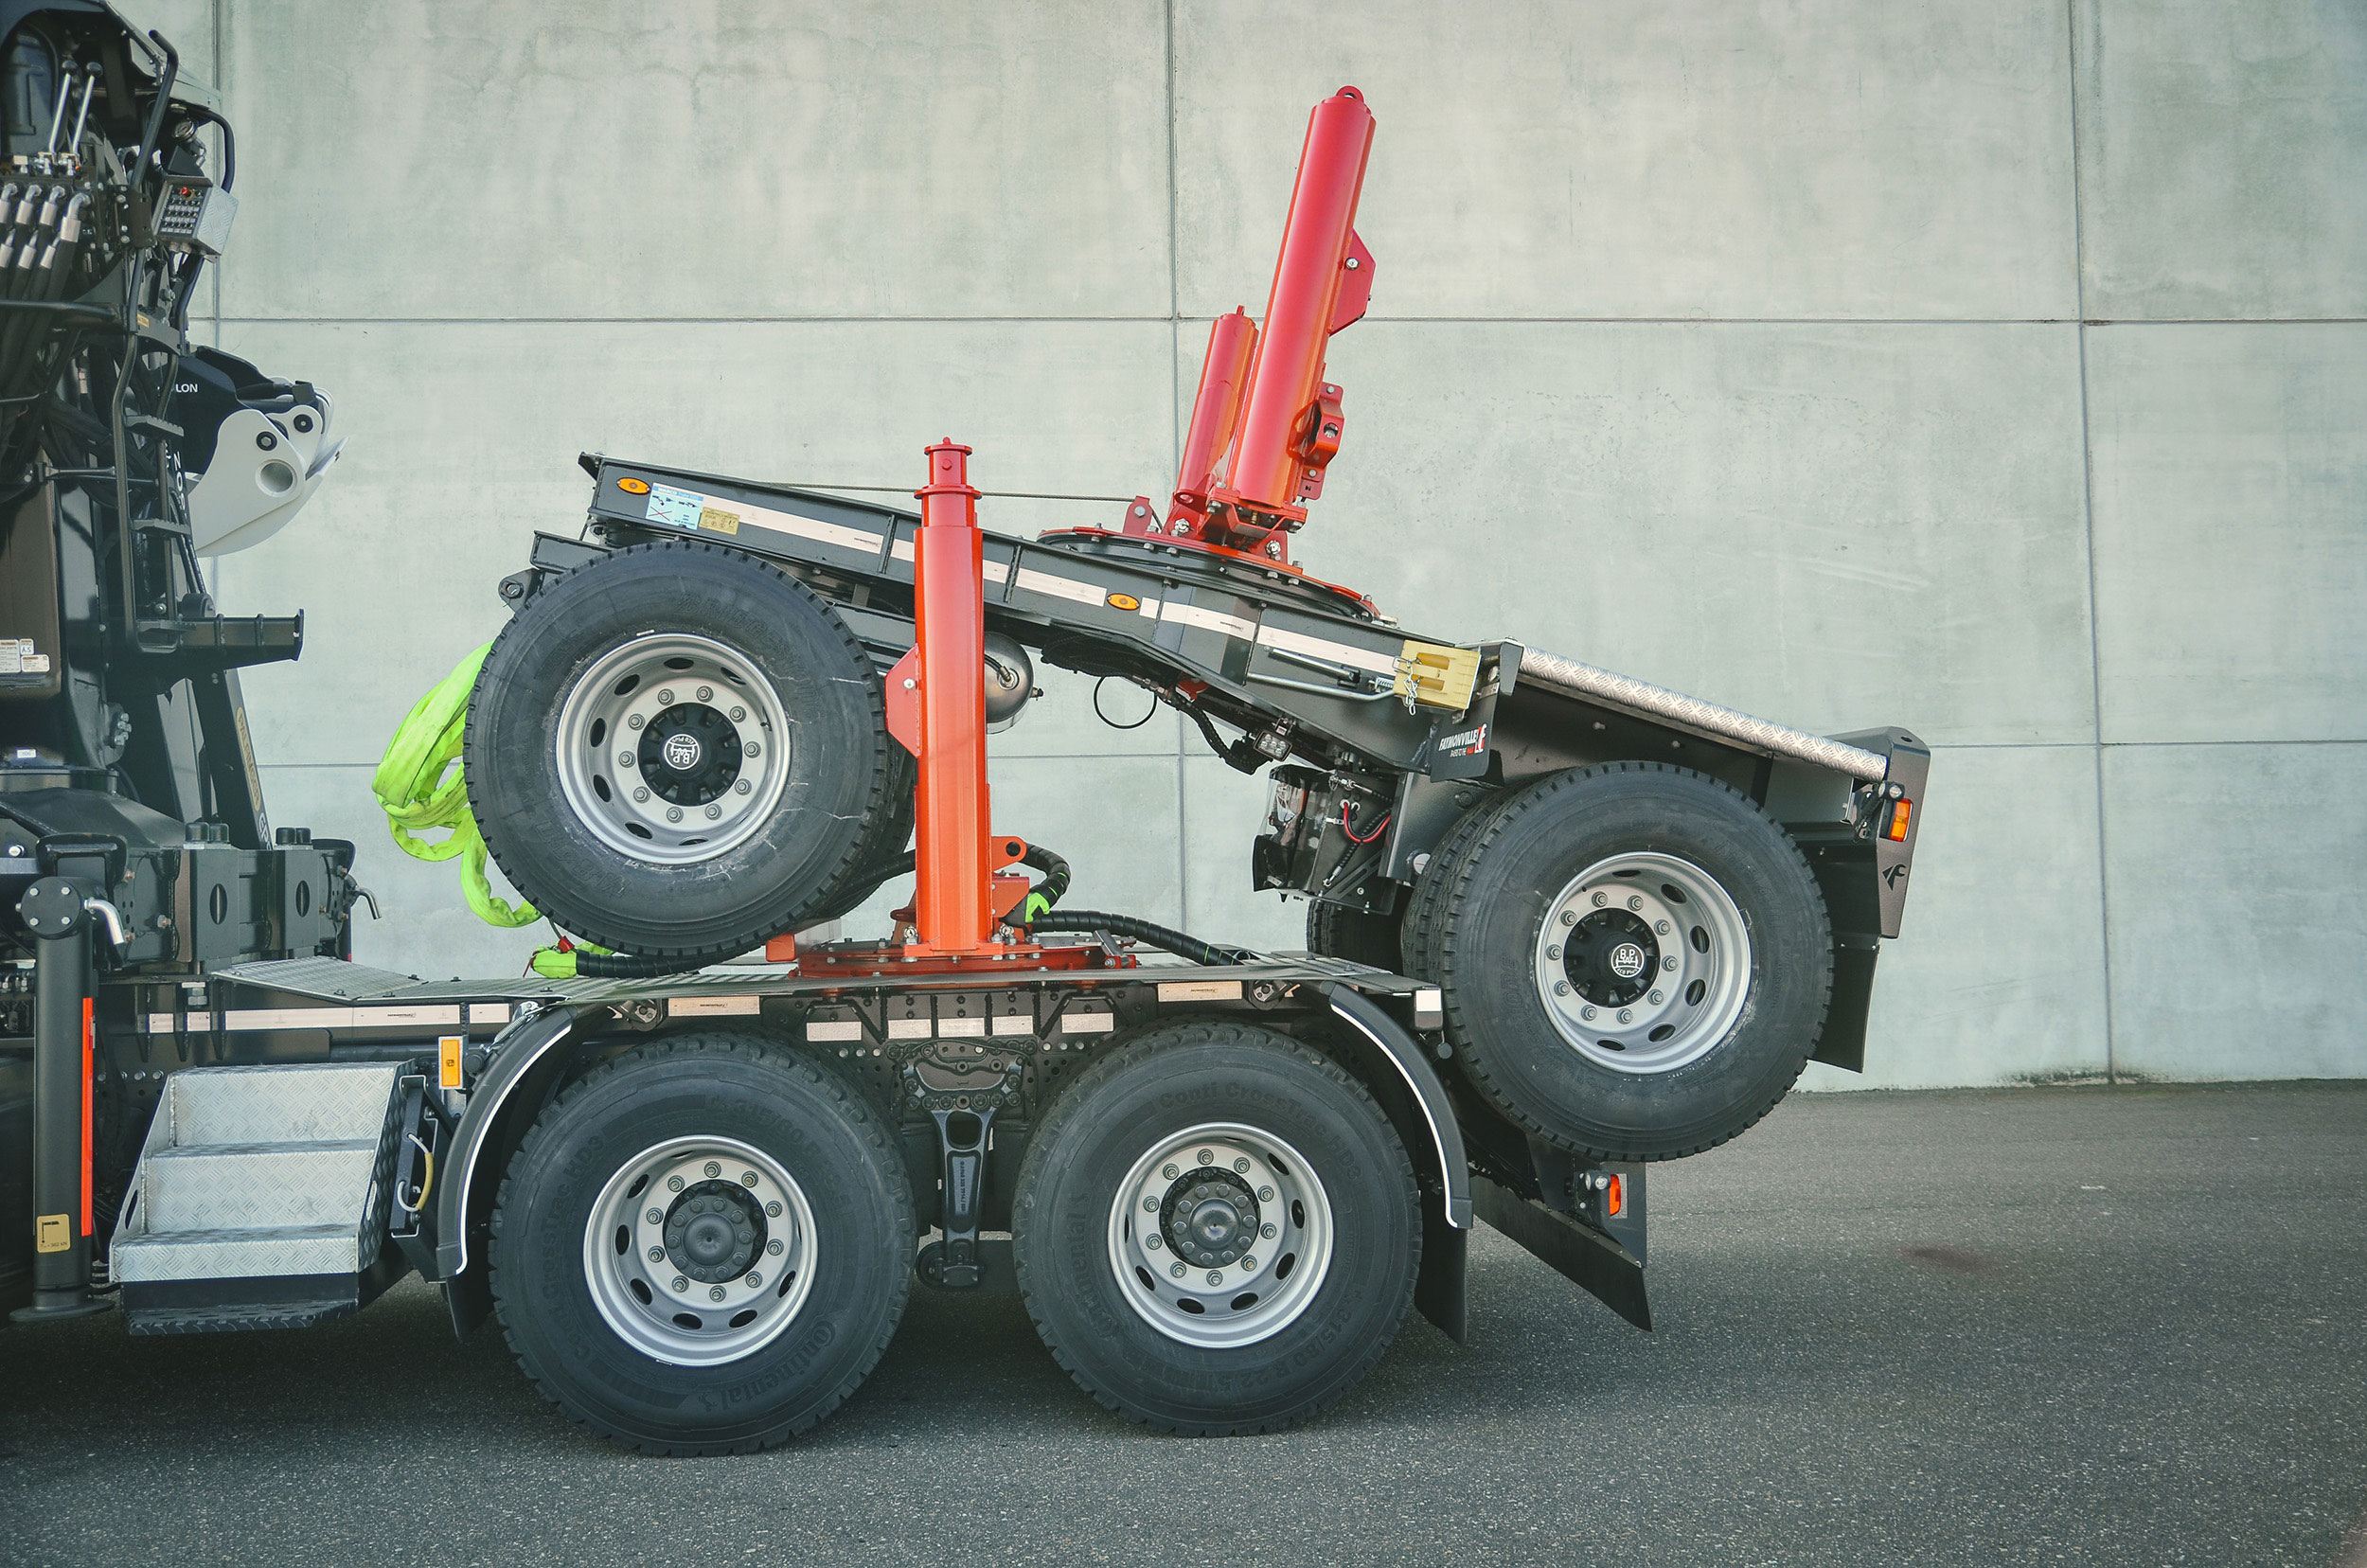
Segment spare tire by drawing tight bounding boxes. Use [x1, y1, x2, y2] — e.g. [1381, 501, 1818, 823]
[467, 539, 897, 957]
[1412, 763, 1831, 1161]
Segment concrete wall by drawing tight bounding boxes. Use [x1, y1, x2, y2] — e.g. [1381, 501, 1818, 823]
[165, 1, 2364, 1086]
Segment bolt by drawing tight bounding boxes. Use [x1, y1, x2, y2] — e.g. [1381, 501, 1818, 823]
[1559, 910, 1576, 926]
[1664, 955, 1678, 971]
[704, 804, 721, 820]
[628, 714, 645, 729]
[901, 678, 917, 690]
[1206, 1271, 1223, 1286]
[1628, 896, 1643, 910]
[767, 1238, 784, 1255]
[646, 1207, 664, 1224]
[1546, 945, 1561, 960]
[1592, 892, 1607, 907]
[1163, 1164, 1179, 1180]
[745, 1273, 762, 1289]
[710, 1286, 727, 1302]
[765, 1201, 782, 1218]
[617, 751, 634, 767]
[744, 742, 760, 757]
[1582, 1006, 1596, 1021]
[1170, 1262, 1186, 1278]
[1617, 1008, 1633, 1024]
[1265, 541, 1282, 559]
[667, 807, 683, 822]
[1647, 989, 1664, 1005]
[1655, 918, 1670, 934]
[1144, 1197, 1159, 1211]
[1261, 1222, 1277, 1238]
[1239, 1256, 1256, 1272]
[704, 1162, 721, 1178]
[1197, 1149, 1214, 1166]
[649, 1246, 666, 1262]
[657, 689, 674, 704]
[1554, 980, 1571, 996]
[667, 1176, 685, 1192]
[697, 686, 713, 702]
[1257, 1185, 1274, 1202]
[1173, 522, 1191, 536]
[1233, 1157, 1250, 1173]
[1146, 1233, 1163, 1250]
[633, 787, 650, 802]
[1344, 256, 1361, 270]
[671, 1276, 689, 1292]
[730, 705, 746, 722]
[740, 1170, 758, 1186]
[734, 779, 752, 794]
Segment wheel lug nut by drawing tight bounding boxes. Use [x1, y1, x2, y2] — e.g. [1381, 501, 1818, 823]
[1239, 1256, 1255, 1272]
[1582, 1006, 1596, 1020]
[1546, 944, 1561, 959]
[729, 705, 746, 722]
[1554, 980, 1570, 996]
[1206, 1271, 1223, 1286]
[648, 1246, 665, 1262]
[767, 1238, 783, 1255]
[704, 1162, 721, 1178]
[1648, 989, 1664, 1005]
[671, 1276, 689, 1292]
[1257, 1185, 1273, 1202]
[1628, 896, 1643, 910]
[697, 686, 713, 702]
[735, 779, 752, 794]
[709, 1286, 726, 1302]
[1144, 1197, 1159, 1211]
[632, 786, 650, 802]
[740, 1171, 758, 1187]
[704, 805, 721, 820]
[645, 1207, 663, 1224]
[667, 1176, 685, 1192]
[1655, 919, 1670, 934]
[1618, 1008, 1633, 1023]
[617, 751, 634, 767]
[1591, 892, 1607, 907]
[628, 714, 645, 729]
[766, 1201, 781, 1217]
[1162, 1164, 1179, 1180]
[657, 689, 674, 704]
[1146, 1233, 1163, 1250]
[1261, 1222, 1276, 1238]
[1197, 1149, 1213, 1166]
[744, 741, 760, 757]
[1233, 1157, 1250, 1173]
[666, 807, 682, 822]
[1170, 1262, 1186, 1278]
[745, 1273, 761, 1288]
[1559, 909, 1576, 926]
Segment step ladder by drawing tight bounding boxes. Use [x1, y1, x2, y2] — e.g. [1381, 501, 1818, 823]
[110, 1061, 415, 1333]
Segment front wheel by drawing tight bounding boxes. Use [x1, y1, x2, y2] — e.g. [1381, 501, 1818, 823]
[489, 1034, 914, 1453]
[1013, 1023, 1419, 1435]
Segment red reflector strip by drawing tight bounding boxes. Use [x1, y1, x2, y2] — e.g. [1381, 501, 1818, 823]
[1885, 799, 1913, 842]
[80, 997, 94, 1237]
[1604, 1172, 1625, 1218]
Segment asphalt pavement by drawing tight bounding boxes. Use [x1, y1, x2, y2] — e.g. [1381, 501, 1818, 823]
[4, 1081, 2362, 1568]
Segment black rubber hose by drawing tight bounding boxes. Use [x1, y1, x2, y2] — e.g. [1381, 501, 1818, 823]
[572, 949, 711, 979]
[1020, 912, 1254, 968]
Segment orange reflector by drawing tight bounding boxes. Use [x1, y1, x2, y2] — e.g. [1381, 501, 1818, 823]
[438, 1035, 464, 1089]
[1604, 1172, 1625, 1218]
[617, 476, 650, 495]
[1107, 592, 1141, 611]
[1885, 799, 1913, 842]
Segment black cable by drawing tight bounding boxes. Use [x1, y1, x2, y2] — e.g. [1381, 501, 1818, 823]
[1184, 701, 1267, 774]
[572, 950, 710, 979]
[1020, 912, 1254, 968]
[1093, 676, 1156, 730]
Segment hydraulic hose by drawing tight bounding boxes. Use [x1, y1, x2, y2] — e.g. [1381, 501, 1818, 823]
[845, 840, 1071, 923]
[1019, 913, 1255, 968]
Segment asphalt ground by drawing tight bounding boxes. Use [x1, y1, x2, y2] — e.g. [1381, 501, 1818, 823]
[3, 1081, 2361, 1568]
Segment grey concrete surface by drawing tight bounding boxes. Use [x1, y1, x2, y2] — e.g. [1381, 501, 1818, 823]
[4, 1083, 2361, 1566]
[171, 3, 2365, 1084]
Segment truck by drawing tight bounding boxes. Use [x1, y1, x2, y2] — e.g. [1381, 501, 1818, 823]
[0, 5, 1929, 1453]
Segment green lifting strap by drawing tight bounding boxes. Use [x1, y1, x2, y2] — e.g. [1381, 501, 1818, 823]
[372, 643, 541, 929]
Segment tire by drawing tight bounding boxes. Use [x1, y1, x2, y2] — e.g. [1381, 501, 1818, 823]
[1417, 763, 1832, 1162]
[489, 1033, 914, 1454]
[1305, 891, 1405, 971]
[1012, 1022, 1419, 1435]
[467, 540, 896, 957]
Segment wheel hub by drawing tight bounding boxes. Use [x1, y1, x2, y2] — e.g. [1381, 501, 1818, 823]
[663, 1179, 766, 1283]
[1164, 1172, 1260, 1269]
[640, 703, 742, 807]
[1563, 909, 1660, 1007]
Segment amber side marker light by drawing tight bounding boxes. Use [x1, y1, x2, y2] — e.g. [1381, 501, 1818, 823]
[1885, 799, 1913, 842]
[1604, 1173, 1625, 1218]
[617, 476, 650, 495]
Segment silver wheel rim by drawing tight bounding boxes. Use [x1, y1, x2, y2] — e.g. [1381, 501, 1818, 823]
[1105, 1122, 1334, 1349]
[1533, 850, 1753, 1075]
[581, 1135, 819, 1366]
[554, 633, 791, 865]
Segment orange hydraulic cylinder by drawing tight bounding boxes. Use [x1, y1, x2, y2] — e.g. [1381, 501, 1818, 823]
[1172, 309, 1258, 512]
[1228, 87, 1375, 515]
[908, 440, 995, 953]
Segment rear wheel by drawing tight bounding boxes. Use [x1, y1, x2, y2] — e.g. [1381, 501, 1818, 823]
[1305, 892, 1405, 971]
[1415, 763, 1832, 1161]
[1012, 1023, 1419, 1435]
[490, 1034, 913, 1453]
[467, 540, 897, 957]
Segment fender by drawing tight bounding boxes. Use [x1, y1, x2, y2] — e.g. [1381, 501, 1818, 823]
[435, 1005, 577, 1281]
[1321, 984, 1470, 1229]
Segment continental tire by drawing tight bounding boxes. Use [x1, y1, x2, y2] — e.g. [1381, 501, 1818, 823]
[466, 540, 894, 956]
[489, 1033, 913, 1454]
[1012, 1023, 1419, 1435]
[1420, 764, 1831, 1161]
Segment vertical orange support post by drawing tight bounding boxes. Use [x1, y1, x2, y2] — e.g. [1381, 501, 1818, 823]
[1223, 87, 1376, 522]
[901, 440, 995, 954]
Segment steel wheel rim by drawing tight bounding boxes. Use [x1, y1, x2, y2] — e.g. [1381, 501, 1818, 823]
[554, 633, 791, 865]
[1104, 1121, 1334, 1350]
[1533, 850, 1753, 1075]
[581, 1135, 818, 1366]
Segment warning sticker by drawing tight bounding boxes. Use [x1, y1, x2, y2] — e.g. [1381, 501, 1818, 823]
[697, 507, 742, 536]
[646, 484, 703, 529]
[0, 638, 47, 676]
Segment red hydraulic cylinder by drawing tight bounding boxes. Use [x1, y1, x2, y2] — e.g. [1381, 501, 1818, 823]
[1225, 87, 1375, 520]
[1171, 308, 1258, 517]
[902, 440, 995, 954]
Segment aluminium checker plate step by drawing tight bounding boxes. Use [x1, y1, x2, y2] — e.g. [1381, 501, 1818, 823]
[109, 1061, 412, 1334]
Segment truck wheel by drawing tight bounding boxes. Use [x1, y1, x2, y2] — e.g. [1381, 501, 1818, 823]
[1305, 893, 1404, 971]
[467, 539, 896, 957]
[1012, 1023, 1419, 1435]
[1421, 763, 1831, 1161]
[489, 1033, 913, 1454]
